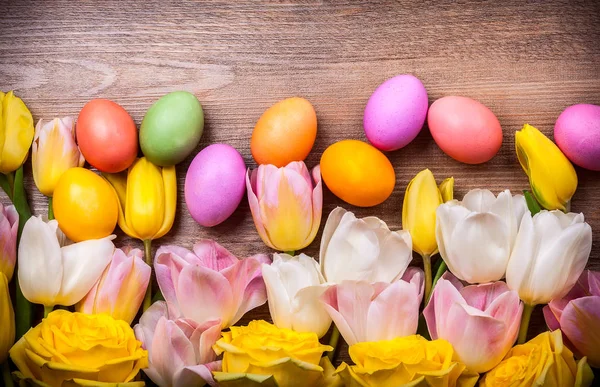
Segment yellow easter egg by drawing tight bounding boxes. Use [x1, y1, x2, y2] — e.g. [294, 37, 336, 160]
[320, 140, 395, 207]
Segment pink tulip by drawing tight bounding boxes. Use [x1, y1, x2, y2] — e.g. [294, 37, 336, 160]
[320, 267, 424, 346]
[155, 239, 270, 328]
[543, 270, 600, 367]
[246, 161, 322, 251]
[0, 204, 18, 281]
[424, 273, 523, 373]
[134, 301, 221, 387]
[76, 247, 151, 324]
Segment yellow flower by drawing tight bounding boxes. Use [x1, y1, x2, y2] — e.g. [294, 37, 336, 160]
[9, 310, 147, 386]
[32, 117, 85, 196]
[213, 320, 340, 387]
[481, 330, 593, 387]
[104, 157, 176, 241]
[337, 335, 479, 387]
[515, 124, 577, 211]
[0, 272, 14, 364]
[402, 169, 453, 257]
[0, 90, 35, 173]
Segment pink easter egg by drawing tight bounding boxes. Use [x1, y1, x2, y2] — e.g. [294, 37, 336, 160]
[554, 104, 600, 171]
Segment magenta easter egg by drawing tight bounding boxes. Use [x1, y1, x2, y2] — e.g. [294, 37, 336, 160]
[185, 144, 246, 227]
[554, 104, 600, 171]
[364, 74, 429, 151]
[428, 96, 502, 164]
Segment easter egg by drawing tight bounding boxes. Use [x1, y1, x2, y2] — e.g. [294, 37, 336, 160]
[185, 144, 246, 227]
[554, 104, 600, 171]
[53, 167, 119, 242]
[140, 91, 204, 166]
[251, 97, 317, 167]
[364, 74, 429, 151]
[76, 99, 138, 173]
[320, 140, 395, 207]
[428, 96, 502, 164]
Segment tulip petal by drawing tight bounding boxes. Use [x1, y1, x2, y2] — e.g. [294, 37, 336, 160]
[291, 285, 332, 337]
[0, 91, 34, 174]
[175, 361, 221, 387]
[435, 203, 469, 277]
[321, 284, 360, 346]
[459, 281, 510, 311]
[319, 207, 347, 278]
[543, 305, 561, 331]
[0, 272, 14, 364]
[262, 263, 294, 330]
[246, 169, 275, 249]
[424, 278, 465, 340]
[369, 229, 412, 283]
[150, 318, 190, 387]
[588, 271, 600, 297]
[192, 239, 239, 272]
[0, 204, 18, 281]
[154, 165, 177, 240]
[103, 171, 138, 239]
[176, 265, 234, 326]
[303, 165, 322, 248]
[226, 256, 270, 326]
[57, 236, 115, 306]
[155, 247, 196, 312]
[134, 301, 169, 354]
[559, 296, 600, 367]
[461, 189, 497, 212]
[18, 217, 63, 306]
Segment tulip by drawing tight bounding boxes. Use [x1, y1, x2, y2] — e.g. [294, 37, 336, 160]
[424, 272, 523, 373]
[0, 273, 14, 364]
[32, 117, 85, 197]
[515, 123, 577, 211]
[436, 189, 528, 284]
[104, 157, 177, 310]
[0, 204, 17, 281]
[134, 301, 222, 387]
[480, 330, 593, 387]
[321, 267, 423, 346]
[77, 247, 151, 324]
[402, 169, 453, 300]
[17, 216, 115, 309]
[506, 210, 592, 343]
[543, 270, 600, 367]
[0, 91, 34, 174]
[246, 161, 322, 252]
[155, 239, 270, 328]
[262, 253, 332, 337]
[320, 207, 413, 284]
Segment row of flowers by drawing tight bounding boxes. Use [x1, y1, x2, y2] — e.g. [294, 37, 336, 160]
[0, 89, 597, 387]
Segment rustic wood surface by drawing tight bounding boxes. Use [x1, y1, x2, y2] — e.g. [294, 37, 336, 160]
[1, 0, 600, 365]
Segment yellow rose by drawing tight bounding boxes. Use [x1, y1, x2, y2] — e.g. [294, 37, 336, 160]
[481, 330, 594, 387]
[213, 320, 340, 387]
[9, 310, 147, 387]
[337, 335, 479, 387]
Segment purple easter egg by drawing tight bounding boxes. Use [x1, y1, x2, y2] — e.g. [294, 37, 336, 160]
[364, 74, 429, 151]
[185, 144, 246, 227]
[554, 104, 600, 171]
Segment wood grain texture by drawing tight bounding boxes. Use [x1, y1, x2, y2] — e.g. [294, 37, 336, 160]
[1, 0, 600, 364]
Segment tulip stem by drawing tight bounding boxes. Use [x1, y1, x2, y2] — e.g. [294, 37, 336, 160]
[422, 254, 432, 305]
[143, 239, 153, 312]
[285, 251, 295, 256]
[327, 325, 340, 362]
[48, 197, 54, 220]
[43, 305, 53, 318]
[518, 303, 535, 344]
[2, 361, 14, 387]
[427, 260, 447, 304]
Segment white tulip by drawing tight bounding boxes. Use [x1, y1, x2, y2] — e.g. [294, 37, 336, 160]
[261, 253, 331, 337]
[436, 189, 528, 283]
[319, 207, 413, 284]
[506, 210, 592, 305]
[18, 216, 115, 307]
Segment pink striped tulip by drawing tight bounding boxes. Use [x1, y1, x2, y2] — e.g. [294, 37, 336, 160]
[424, 273, 523, 373]
[155, 239, 270, 328]
[320, 267, 424, 346]
[246, 161, 322, 251]
[134, 301, 222, 387]
[544, 270, 600, 367]
[77, 247, 151, 324]
[0, 204, 18, 281]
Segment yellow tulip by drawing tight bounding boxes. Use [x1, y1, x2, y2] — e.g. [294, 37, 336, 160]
[9, 310, 147, 386]
[515, 124, 577, 211]
[481, 330, 593, 387]
[104, 157, 176, 241]
[0, 91, 34, 174]
[32, 117, 85, 196]
[213, 320, 340, 387]
[337, 335, 479, 387]
[0, 273, 14, 364]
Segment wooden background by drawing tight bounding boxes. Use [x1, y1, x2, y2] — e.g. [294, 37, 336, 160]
[1, 0, 600, 365]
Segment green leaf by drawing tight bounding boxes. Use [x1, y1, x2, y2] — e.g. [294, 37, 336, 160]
[523, 190, 542, 215]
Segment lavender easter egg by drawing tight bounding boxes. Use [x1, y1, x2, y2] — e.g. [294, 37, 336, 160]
[554, 104, 600, 171]
[364, 74, 429, 151]
[185, 144, 246, 227]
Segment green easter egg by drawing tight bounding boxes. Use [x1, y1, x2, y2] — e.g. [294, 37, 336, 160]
[140, 91, 204, 166]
